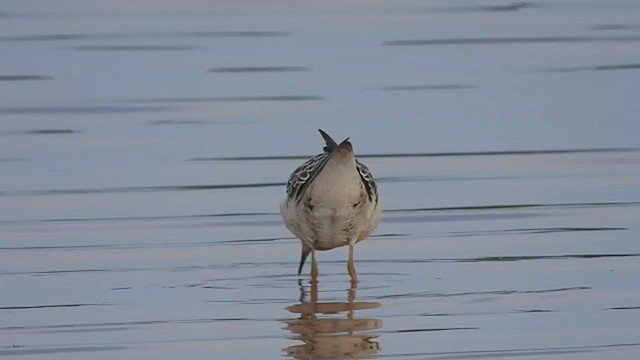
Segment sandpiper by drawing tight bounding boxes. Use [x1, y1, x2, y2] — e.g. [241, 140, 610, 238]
[280, 129, 382, 282]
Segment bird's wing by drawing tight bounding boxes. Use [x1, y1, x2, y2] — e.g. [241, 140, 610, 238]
[356, 159, 378, 201]
[286, 152, 330, 201]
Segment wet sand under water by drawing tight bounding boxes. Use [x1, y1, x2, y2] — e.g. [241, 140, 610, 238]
[2, 1, 640, 359]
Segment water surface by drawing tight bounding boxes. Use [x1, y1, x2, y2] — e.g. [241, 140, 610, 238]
[1, 1, 640, 359]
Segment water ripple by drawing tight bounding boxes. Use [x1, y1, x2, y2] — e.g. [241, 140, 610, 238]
[209, 66, 308, 73]
[0, 75, 52, 81]
[0, 346, 129, 356]
[374, 343, 640, 359]
[0, 105, 171, 115]
[0, 317, 250, 331]
[430, 2, 539, 13]
[0, 303, 109, 310]
[194, 147, 640, 161]
[376, 84, 472, 91]
[127, 95, 322, 103]
[0, 183, 282, 197]
[383, 36, 640, 46]
[360, 253, 639, 264]
[71, 45, 199, 51]
[0, 129, 80, 136]
[1, 31, 290, 42]
[2, 254, 634, 277]
[544, 63, 640, 72]
[605, 306, 640, 311]
[384, 327, 477, 333]
[377, 286, 591, 300]
[1, 202, 636, 225]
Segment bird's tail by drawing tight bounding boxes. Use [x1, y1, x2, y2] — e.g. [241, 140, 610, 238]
[318, 129, 338, 152]
[298, 247, 310, 275]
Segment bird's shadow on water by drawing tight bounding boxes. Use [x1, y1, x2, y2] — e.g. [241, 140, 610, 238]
[282, 280, 382, 359]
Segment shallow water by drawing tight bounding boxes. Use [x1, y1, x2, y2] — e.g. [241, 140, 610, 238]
[2, 1, 640, 359]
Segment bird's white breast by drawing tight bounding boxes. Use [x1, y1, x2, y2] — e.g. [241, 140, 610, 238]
[307, 157, 362, 207]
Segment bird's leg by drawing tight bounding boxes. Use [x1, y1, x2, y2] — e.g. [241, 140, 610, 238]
[347, 280, 357, 322]
[348, 244, 358, 283]
[310, 250, 319, 282]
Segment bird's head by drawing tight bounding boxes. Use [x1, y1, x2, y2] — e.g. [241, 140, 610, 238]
[318, 129, 355, 164]
[333, 138, 354, 160]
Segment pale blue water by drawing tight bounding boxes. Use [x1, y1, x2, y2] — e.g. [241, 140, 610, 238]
[1, 1, 640, 359]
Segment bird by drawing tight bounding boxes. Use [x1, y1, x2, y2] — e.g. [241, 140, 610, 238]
[280, 129, 382, 282]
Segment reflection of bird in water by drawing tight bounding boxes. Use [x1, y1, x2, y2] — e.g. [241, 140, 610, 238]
[283, 280, 382, 359]
[280, 129, 382, 282]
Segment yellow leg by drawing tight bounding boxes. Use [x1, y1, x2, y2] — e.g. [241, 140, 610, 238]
[310, 250, 318, 282]
[310, 278, 318, 305]
[348, 245, 358, 283]
[347, 281, 357, 322]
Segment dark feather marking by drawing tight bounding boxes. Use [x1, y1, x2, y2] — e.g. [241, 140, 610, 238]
[285, 152, 329, 201]
[294, 153, 332, 202]
[356, 160, 377, 201]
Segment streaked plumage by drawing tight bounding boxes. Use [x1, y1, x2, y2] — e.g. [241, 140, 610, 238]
[280, 129, 382, 281]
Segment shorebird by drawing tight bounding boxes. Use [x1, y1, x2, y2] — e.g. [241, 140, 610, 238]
[280, 129, 382, 282]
